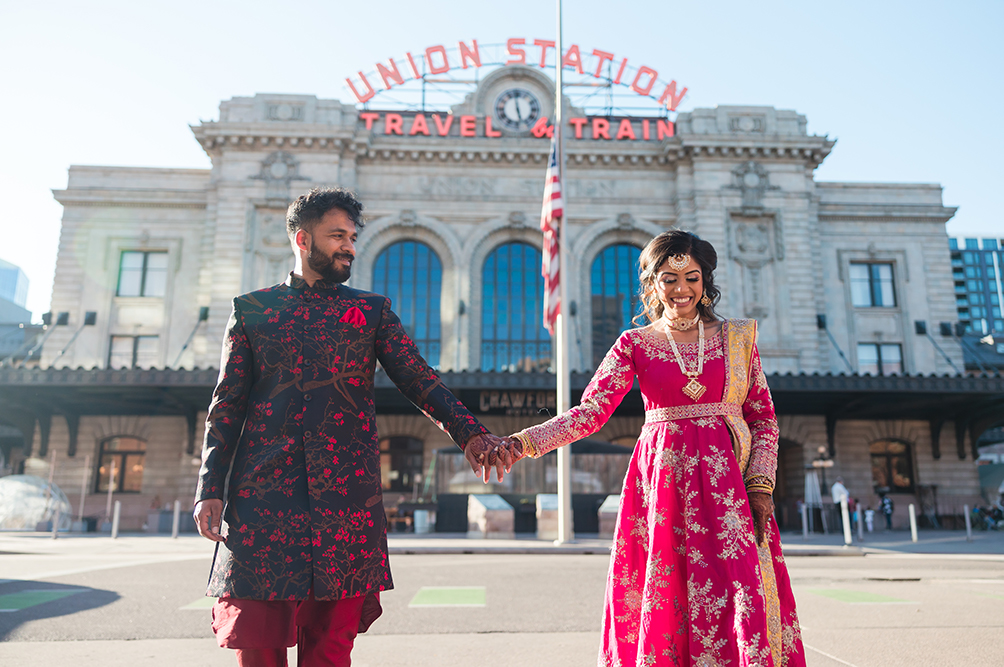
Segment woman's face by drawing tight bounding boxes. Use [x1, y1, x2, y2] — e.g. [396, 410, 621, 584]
[654, 254, 703, 321]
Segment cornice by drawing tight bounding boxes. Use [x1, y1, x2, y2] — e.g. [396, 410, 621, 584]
[818, 203, 958, 224]
[51, 188, 208, 209]
[189, 120, 836, 168]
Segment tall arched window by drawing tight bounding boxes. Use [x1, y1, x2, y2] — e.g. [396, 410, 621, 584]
[481, 242, 551, 372]
[373, 241, 443, 368]
[590, 244, 642, 367]
[869, 439, 914, 493]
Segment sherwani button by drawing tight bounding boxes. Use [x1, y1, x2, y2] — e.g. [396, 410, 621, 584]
[304, 394, 312, 402]
[305, 430, 313, 438]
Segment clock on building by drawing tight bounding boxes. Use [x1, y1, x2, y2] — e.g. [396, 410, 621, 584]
[494, 88, 541, 132]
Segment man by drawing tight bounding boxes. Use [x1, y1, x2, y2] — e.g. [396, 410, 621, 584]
[880, 493, 895, 530]
[830, 476, 849, 505]
[194, 188, 508, 666]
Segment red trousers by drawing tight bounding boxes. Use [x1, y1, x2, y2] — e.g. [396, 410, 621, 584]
[212, 593, 378, 667]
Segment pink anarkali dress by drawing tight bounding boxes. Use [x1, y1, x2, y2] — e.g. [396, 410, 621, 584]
[514, 319, 805, 667]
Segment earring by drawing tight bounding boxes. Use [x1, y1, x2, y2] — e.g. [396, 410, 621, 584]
[700, 294, 712, 307]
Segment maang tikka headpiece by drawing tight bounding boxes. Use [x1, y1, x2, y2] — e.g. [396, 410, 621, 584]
[666, 253, 691, 271]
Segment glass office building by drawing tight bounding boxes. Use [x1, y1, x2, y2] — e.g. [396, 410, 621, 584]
[949, 237, 1004, 335]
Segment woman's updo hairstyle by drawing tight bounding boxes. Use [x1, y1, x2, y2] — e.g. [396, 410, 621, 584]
[632, 230, 721, 326]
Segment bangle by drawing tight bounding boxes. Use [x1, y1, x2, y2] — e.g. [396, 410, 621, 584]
[512, 432, 538, 459]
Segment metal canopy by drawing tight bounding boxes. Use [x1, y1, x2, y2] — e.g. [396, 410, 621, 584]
[1, 367, 1001, 461]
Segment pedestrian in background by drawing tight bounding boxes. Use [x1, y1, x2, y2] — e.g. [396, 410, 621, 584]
[880, 494, 895, 530]
[865, 506, 875, 532]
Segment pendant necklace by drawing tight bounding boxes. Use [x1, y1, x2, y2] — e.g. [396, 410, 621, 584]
[666, 319, 707, 401]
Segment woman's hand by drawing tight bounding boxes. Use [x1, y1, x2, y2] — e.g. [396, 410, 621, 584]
[748, 491, 774, 546]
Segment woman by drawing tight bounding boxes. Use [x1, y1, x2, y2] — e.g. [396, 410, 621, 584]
[508, 231, 805, 667]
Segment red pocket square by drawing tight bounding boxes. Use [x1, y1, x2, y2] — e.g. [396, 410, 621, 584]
[340, 306, 367, 328]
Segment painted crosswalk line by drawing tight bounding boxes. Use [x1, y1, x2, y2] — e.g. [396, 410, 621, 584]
[0, 589, 87, 612]
[408, 586, 486, 608]
[180, 597, 217, 610]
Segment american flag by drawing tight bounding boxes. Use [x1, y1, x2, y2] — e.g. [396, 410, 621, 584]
[540, 137, 563, 335]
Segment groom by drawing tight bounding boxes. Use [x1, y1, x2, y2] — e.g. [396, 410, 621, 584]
[193, 187, 511, 666]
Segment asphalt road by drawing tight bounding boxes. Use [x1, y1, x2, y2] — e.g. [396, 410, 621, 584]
[0, 535, 1002, 666]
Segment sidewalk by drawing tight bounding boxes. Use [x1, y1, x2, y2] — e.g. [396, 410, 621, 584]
[2, 527, 1002, 558]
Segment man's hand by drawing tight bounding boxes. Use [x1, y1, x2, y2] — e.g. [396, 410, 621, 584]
[748, 491, 774, 547]
[194, 499, 226, 543]
[464, 433, 517, 483]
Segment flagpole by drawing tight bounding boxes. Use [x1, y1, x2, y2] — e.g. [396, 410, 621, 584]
[554, 0, 573, 545]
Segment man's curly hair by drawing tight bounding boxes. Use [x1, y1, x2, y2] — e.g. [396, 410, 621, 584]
[286, 187, 365, 238]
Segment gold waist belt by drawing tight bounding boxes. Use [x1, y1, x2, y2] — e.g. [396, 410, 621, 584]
[645, 402, 743, 424]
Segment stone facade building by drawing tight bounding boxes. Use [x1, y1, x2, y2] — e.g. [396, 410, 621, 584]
[2, 66, 1001, 531]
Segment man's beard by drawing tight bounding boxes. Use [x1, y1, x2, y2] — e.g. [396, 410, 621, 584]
[306, 244, 352, 283]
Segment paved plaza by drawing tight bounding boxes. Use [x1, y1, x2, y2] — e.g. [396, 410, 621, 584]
[0, 530, 1001, 666]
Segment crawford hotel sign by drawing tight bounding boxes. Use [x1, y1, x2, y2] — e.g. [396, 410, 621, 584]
[344, 38, 686, 140]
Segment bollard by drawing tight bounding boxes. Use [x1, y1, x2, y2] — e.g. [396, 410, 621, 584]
[840, 497, 852, 546]
[78, 454, 91, 525]
[172, 500, 181, 539]
[908, 503, 918, 543]
[52, 507, 60, 540]
[111, 500, 121, 539]
[857, 504, 864, 542]
[964, 504, 972, 542]
[801, 503, 809, 539]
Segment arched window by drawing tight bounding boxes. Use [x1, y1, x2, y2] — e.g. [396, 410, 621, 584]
[481, 242, 551, 372]
[590, 244, 642, 367]
[869, 439, 914, 493]
[373, 241, 442, 368]
[95, 436, 146, 493]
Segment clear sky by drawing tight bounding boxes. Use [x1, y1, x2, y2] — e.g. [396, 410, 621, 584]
[1, 0, 1001, 319]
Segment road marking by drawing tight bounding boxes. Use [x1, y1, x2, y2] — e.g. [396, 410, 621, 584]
[0, 589, 87, 612]
[11, 554, 212, 581]
[408, 586, 486, 608]
[180, 597, 217, 610]
[808, 589, 912, 604]
[804, 643, 861, 667]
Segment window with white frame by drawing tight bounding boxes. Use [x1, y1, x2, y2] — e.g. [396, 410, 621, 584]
[849, 262, 896, 307]
[857, 343, 903, 376]
[109, 335, 159, 369]
[117, 251, 168, 297]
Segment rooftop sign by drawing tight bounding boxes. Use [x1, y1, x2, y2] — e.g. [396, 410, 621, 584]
[345, 38, 688, 112]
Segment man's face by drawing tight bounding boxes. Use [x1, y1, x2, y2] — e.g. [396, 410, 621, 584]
[300, 208, 358, 283]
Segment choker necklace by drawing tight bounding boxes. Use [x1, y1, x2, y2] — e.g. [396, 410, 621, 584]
[663, 313, 700, 331]
[666, 319, 707, 401]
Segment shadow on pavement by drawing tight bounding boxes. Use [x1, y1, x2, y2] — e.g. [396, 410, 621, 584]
[0, 579, 119, 641]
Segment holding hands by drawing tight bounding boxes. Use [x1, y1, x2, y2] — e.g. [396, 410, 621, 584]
[463, 434, 525, 483]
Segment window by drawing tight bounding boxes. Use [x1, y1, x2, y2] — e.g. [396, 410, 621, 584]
[590, 244, 642, 368]
[962, 252, 977, 265]
[965, 239, 980, 250]
[849, 263, 896, 307]
[984, 239, 1000, 250]
[372, 241, 442, 368]
[96, 437, 146, 493]
[964, 266, 981, 278]
[948, 238, 958, 250]
[379, 437, 424, 493]
[857, 343, 903, 376]
[869, 440, 914, 493]
[481, 243, 551, 372]
[109, 335, 159, 369]
[117, 251, 168, 297]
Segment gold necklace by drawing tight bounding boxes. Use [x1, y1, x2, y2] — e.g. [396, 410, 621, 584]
[666, 319, 707, 401]
[663, 313, 700, 331]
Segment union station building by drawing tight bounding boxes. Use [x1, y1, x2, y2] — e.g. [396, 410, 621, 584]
[2, 62, 1002, 531]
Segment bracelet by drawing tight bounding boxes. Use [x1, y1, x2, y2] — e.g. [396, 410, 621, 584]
[512, 432, 539, 459]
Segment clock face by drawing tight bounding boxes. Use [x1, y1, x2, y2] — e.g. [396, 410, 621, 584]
[494, 88, 541, 131]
